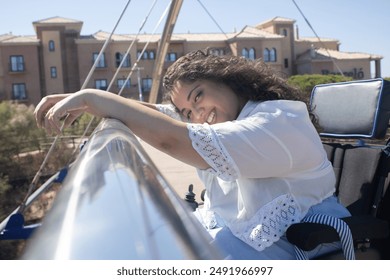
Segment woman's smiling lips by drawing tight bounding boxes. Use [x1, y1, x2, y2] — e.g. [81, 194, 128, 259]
[206, 110, 216, 124]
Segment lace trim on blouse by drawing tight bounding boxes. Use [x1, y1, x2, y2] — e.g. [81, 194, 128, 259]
[229, 194, 300, 251]
[155, 103, 183, 121]
[187, 123, 238, 180]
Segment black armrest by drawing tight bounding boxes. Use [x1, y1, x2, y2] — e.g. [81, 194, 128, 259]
[286, 215, 389, 251]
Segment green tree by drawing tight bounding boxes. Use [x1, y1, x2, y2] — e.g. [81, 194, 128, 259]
[287, 74, 353, 101]
[0, 101, 99, 183]
[0, 101, 100, 259]
[0, 102, 46, 180]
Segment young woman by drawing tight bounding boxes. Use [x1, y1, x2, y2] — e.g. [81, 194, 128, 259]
[34, 50, 351, 259]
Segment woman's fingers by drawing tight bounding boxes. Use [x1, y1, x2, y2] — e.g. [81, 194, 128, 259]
[34, 96, 52, 128]
[64, 111, 82, 128]
[39, 92, 87, 134]
[34, 94, 70, 128]
[44, 106, 66, 134]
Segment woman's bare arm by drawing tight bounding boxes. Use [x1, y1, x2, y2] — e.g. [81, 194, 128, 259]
[34, 89, 209, 169]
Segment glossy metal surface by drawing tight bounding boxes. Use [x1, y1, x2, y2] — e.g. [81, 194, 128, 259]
[22, 119, 222, 260]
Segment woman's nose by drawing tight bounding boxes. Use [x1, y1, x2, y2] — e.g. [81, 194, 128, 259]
[192, 106, 205, 123]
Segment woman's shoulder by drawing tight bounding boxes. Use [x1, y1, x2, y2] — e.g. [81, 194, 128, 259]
[239, 100, 308, 119]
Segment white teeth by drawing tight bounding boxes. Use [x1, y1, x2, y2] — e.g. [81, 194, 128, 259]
[207, 111, 215, 123]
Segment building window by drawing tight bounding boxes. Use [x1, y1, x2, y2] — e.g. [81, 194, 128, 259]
[95, 79, 108, 90]
[93, 53, 106, 68]
[137, 50, 150, 60]
[248, 48, 256, 60]
[241, 48, 249, 58]
[242, 48, 255, 60]
[12, 83, 27, 100]
[165, 52, 177, 62]
[137, 50, 156, 60]
[10, 55, 25, 72]
[284, 58, 289, 68]
[282, 29, 288, 36]
[149, 50, 155, 60]
[115, 53, 121, 67]
[50, 67, 57, 78]
[115, 52, 131, 68]
[208, 48, 225, 56]
[117, 79, 131, 89]
[49, 40, 55, 51]
[263, 48, 270, 62]
[270, 48, 277, 62]
[137, 50, 143, 60]
[142, 78, 152, 92]
[263, 48, 277, 62]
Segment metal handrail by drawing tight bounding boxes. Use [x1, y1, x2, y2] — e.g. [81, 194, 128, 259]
[21, 118, 222, 260]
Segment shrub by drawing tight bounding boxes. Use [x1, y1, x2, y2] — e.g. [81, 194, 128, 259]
[287, 74, 353, 98]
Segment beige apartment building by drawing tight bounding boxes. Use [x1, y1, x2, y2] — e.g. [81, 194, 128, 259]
[0, 16, 383, 106]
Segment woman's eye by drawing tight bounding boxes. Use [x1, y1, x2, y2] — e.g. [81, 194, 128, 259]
[186, 111, 192, 120]
[195, 90, 202, 102]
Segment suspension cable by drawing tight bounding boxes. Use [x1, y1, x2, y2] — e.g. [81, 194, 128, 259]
[195, 0, 235, 55]
[292, 0, 344, 76]
[81, 0, 134, 89]
[118, 0, 172, 96]
[65, 0, 164, 163]
[17, 0, 134, 214]
[107, 0, 159, 91]
[63, 0, 171, 168]
[196, 0, 229, 40]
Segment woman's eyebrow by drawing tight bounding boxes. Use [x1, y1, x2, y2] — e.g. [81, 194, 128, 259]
[187, 84, 200, 101]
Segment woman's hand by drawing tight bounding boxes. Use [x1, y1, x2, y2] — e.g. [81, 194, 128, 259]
[34, 92, 87, 134]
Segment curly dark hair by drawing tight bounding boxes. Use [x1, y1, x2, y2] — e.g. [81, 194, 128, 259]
[162, 49, 305, 103]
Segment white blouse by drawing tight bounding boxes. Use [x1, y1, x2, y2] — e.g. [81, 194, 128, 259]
[157, 100, 335, 251]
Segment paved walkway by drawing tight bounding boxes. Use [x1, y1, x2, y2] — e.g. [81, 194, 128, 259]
[140, 141, 205, 202]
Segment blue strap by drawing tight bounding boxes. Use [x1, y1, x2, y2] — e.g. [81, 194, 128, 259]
[294, 214, 355, 260]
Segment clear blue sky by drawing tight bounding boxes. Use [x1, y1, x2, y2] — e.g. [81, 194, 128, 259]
[1, 0, 389, 77]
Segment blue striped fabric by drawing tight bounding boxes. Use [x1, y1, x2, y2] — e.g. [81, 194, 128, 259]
[294, 214, 355, 260]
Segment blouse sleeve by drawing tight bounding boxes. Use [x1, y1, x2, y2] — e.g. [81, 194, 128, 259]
[155, 103, 184, 121]
[188, 102, 325, 181]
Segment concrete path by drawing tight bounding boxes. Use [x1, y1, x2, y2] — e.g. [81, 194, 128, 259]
[140, 141, 205, 203]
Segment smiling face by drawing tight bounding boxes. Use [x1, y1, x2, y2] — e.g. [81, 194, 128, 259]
[170, 80, 247, 124]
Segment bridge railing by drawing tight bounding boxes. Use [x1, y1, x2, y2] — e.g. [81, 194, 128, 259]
[21, 118, 222, 260]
